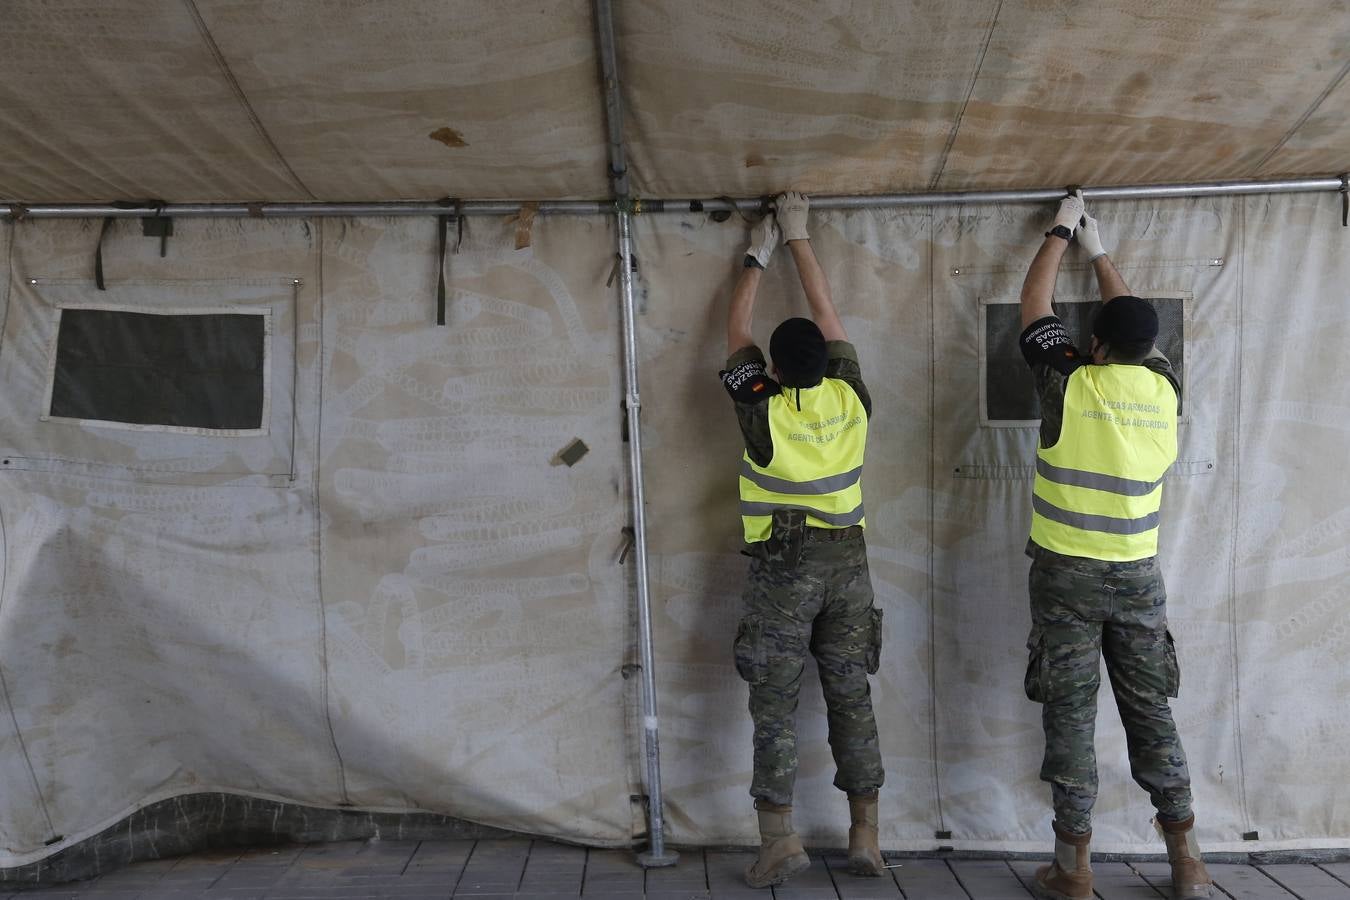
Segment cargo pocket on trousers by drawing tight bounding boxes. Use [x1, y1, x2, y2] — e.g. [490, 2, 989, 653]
[1024, 627, 1048, 703]
[734, 615, 768, 685]
[1163, 629, 1180, 698]
[864, 607, 883, 675]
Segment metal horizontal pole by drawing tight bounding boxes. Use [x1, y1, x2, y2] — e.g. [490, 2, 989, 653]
[679, 176, 1347, 212]
[2, 200, 612, 219]
[2, 176, 1343, 220]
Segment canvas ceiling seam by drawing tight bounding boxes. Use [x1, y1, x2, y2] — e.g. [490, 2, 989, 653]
[928, 0, 1005, 192]
[1251, 56, 1350, 175]
[180, 0, 318, 202]
[0, 501, 61, 842]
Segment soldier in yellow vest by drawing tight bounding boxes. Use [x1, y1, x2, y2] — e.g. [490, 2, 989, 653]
[1019, 192, 1212, 900]
[720, 192, 884, 888]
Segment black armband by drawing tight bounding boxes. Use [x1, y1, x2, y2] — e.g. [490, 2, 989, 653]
[1019, 315, 1084, 376]
[720, 360, 778, 403]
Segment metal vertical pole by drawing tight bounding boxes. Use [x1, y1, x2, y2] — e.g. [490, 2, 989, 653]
[593, 0, 677, 868]
[617, 208, 677, 868]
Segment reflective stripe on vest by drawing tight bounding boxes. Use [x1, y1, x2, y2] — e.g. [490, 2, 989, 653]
[1032, 495, 1161, 535]
[739, 377, 867, 544]
[1030, 364, 1177, 562]
[739, 460, 863, 495]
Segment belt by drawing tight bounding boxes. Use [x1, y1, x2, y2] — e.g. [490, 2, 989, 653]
[804, 524, 864, 542]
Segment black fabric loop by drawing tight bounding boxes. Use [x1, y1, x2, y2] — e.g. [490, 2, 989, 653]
[94, 216, 115, 291]
[145, 201, 171, 259]
[434, 198, 458, 326]
[94, 200, 165, 290]
[712, 196, 756, 224]
[436, 214, 448, 325]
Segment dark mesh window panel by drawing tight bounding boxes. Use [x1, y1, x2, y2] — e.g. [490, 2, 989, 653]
[984, 298, 1184, 422]
[48, 309, 266, 430]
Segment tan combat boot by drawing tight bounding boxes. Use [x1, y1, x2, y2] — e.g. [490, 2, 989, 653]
[847, 793, 883, 876]
[744, 801, 811, 888]
[1155, 815, 1213, 899]
[1032, 822, 1093, 900]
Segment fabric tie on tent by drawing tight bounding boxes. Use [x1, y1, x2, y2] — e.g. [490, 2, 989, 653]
[94, 201, 168, 290]
[434, 198, 463, 326]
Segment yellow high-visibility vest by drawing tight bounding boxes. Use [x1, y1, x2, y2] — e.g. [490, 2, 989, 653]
[1031, 364, 1178, 561]
[739, 378, 867, 544]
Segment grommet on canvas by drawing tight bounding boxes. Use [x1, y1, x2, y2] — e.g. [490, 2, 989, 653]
[951, 267, 962, 276]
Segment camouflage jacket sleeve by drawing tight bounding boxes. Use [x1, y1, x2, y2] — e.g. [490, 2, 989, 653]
[1142, 348, 1183, 416]
[1034, 365, 1070, 449]
[1020, 315, 1084, 448]
[720, 345, 775, 468]
[824, 340, 873, 420]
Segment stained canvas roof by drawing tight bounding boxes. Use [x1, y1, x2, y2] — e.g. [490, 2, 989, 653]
[1, 0, 1347, 204]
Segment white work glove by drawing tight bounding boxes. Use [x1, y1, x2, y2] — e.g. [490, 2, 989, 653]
[745, 213, 781, 268]
[1048, 189, 1085, 237]
[1078, 214, 1108, 261]
[776, 191, 810, 242]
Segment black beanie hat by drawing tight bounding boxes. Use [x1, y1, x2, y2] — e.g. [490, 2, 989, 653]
[1093, 296, 1158, 347]
[769, 317, 828, 387]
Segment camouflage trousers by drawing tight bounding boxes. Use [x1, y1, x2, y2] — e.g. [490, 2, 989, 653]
[734, 522, 884, 806]
[1024, 545, 1192, 835]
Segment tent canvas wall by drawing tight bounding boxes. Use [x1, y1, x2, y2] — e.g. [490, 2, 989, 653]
[2, 0, 1349, 874]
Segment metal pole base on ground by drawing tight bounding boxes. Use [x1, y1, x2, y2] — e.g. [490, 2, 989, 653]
[636, 847, 680, 868]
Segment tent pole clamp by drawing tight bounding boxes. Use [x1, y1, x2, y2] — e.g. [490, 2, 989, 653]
[615, 197, 664, 215]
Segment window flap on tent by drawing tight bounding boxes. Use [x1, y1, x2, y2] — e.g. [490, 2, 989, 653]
[45, 307, 270, 434]
[0, 278, 298, 485]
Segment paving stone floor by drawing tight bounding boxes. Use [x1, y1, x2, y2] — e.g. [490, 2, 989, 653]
[8, 839, 1350, 899]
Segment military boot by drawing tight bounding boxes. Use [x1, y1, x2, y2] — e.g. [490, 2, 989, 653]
[846, 793, 883, 876]
[1032, 822, 1092, 900]
[1155, 815, 1212, 899]
[744, 801, 811, 889]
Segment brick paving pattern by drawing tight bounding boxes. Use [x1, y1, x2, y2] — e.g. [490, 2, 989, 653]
[8, 839, 1350, 898]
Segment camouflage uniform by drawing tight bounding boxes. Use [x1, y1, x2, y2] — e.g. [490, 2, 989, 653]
[1020, 314, 1193, 835]
[1024, 543, 1191, 834]
[723, 342, 884, 807]
[735, 511, 884, 806]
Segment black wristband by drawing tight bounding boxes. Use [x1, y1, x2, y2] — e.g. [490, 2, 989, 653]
[744, 254, 764, 269]
[1045, 224, 1073, 241]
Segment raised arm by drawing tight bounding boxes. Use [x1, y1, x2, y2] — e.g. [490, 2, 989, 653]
[1078, 214, 1130, 303]
[1020, 192, 1084, 328]
[1020, 238, 1069, 328]
[727, 212, 781, 356]
[727, 267, 762, 356]
[778, 191, 847, 342]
